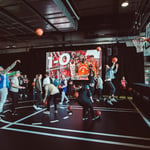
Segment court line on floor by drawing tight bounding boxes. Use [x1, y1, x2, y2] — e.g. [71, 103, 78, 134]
[129, 100, 150, 127]
[1, 108, 46, 128]
[8, 122, 150, 141]
[2, 127, 150, 149]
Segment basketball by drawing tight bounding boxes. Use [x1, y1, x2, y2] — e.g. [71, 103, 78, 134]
[74, 92, 79, 98]
[128, 87, 132, 91]
[112, 57, 118, 63]
[68, 105, 72, 111]
[32, 82, 35, 86]
[96, 46, 102, 51]
[43, 100, 47, 106]
[35, 28, 44, 36]
[95, 110, 101, 117]
[58, 85, 62, 89]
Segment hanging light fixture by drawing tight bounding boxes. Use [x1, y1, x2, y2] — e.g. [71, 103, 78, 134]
[121, 0, 129, 7]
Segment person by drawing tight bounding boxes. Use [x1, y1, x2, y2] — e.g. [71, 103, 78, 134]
[53, 75, 60, 87]
[59, 75, 69, 104]
[43, 83, 59, 114]
[43, 72, 50, 87]
[77, 55, 89, 79]
[32, 74, 38, 100]
[105, 62, 119, 105]
[88, 55, 98, 76]
[0, 60, 21, 117]
[23, 74, 29, 99]
[88, 64, 95, 95]
[96, 74, 103, 101]
[118, 76, 128, 99]
[77, 84, 99, 121]
[33, 74, 43, 110]
[9, 71, 25, 115]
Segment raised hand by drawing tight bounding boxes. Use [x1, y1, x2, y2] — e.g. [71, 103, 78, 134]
[15, 60, 21, 63]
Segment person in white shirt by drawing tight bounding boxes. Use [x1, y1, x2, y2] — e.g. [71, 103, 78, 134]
[43, 83, 59, 114]
[96, 74, 103, 102]
[9, 71, 25, 115]
[43, 72, 50, 87]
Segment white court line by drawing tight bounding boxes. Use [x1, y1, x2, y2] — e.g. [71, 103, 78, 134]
[50, 120, 59, 123]
[129, 100, 150, 127]
[9, 122, 150, 141]
[63, 116, 69, 119]
[2, 127, 150, 149]
[32, 122, 42, 125]
[2, 108, 46, 128]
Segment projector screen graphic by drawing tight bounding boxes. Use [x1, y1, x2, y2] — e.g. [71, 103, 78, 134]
[46, 50, 102, 80]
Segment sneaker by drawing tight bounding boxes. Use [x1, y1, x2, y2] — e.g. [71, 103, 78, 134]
[107, 100, 113, 105]
[36, 107, 43, 110]
[55, 110, 58, 113]
[65, 100, 69, 104]
[43, 111, 50, 115]
[82, 117, 88, 121]
[33, 105, 42, 110]
[103, 97, 107, 102]
[92, 115, 100, 120]
[96, 99, 100, 102]
[59, 102, 63, 105]
[110, 98, 117, 102]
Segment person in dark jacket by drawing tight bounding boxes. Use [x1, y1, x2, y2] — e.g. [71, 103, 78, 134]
[77, 83, 99, 121]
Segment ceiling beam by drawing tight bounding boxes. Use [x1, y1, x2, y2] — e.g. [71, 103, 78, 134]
[53, 0, 78, 30]
[22, 0, 59, 32]
[0, 7, 35, 33]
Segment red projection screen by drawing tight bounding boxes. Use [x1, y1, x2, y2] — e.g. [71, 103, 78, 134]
[46, 49, 102, 80]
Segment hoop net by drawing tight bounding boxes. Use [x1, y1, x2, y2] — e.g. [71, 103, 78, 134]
[132, 37, 148, 53]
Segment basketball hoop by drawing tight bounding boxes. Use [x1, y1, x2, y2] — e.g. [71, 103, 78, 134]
[132, 37, 150, 53]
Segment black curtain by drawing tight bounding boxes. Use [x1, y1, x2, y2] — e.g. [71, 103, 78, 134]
[0, 43, 144, 86]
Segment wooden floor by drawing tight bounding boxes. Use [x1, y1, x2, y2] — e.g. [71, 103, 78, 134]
[0, 97, 150, 150]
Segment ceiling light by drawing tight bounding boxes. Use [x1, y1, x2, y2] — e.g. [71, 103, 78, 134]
[121, 1, 129, 7]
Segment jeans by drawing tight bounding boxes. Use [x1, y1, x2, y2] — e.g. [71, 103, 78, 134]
[78, 98, 95, 118]
[47, 94, 59, 111]
[105, 81, 116, 96]
[97, 88, 103, 99]
[0, 88, 8, 113]
[9, 91, 19, 113]
[61, 91, 69, 103]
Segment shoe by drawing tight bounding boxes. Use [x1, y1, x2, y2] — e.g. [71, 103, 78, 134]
[92, 115, 100, 120]
[107, 100, 113, 105]
[59, 102, 63, 105]
[96, 99, 100, 102]
[43, 111, 50, 114]
[36, 107, 43, 110]
[55, 110, 58, 113]
[65, 100, 69, 104]
[103, 97, 107, 102]
[33, 105, 42, 110]
[110, 98, 117, 102]
[82, 117, 88, 120]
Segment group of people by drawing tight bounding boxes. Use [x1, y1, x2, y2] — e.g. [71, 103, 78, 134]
[0, 59, 128, 121]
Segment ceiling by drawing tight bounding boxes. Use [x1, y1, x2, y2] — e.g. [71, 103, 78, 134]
[0, 0, 150, 51]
